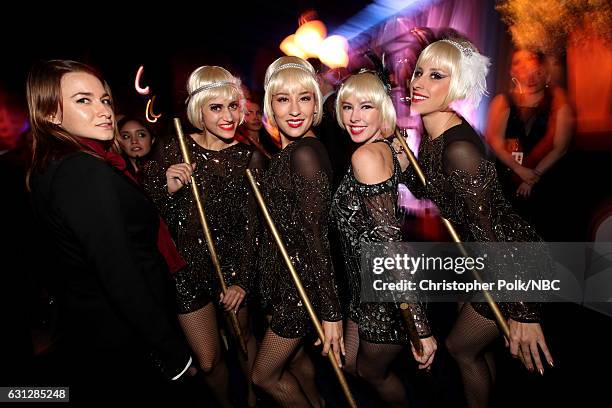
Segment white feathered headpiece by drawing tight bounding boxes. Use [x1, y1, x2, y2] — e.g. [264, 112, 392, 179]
[437, 38, 490, 106]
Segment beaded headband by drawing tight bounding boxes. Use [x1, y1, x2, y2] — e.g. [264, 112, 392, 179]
[185, 81, 238, 104]
[439, 39, 474, 57]
[264, 63, 314, 90]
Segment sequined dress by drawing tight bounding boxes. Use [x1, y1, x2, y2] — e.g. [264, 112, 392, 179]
[402, 120, 542, 322]
[331, 139, 431, 344]
[258, 137, 342, 338]
[143, 138, 265, 314]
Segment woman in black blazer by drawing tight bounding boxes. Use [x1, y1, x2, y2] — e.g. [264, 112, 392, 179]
[26, 60, 192, 403]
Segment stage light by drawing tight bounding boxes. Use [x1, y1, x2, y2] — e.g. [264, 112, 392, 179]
[294, 20, 327, 58]
[134, 65, 150, 96]
[318, 35, 349, 68]
[145, 96, 161, 123]
[280, 34, 308, 59]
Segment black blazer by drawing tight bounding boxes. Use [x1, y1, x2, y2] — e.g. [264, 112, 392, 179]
[30, 152, 190, 379]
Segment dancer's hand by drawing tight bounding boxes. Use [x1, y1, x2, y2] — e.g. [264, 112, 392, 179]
[411, 336, 437, 370]
[220, 285, 246, 313]
[316, 320, 345, 367]
[516, 182, 533, 198]
[506, 319, 554, 375]
[166, 162, 196, 194]
[391, 137, 410, 172]
[515, 166, 539, 185]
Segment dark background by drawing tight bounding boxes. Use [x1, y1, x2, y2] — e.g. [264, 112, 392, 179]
[0, 2, 371, 119]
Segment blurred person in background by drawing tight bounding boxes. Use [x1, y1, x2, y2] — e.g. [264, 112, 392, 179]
[486, 49, 573, 240]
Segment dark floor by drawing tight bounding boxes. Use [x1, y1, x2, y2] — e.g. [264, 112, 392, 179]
[3, 298, 610, 407]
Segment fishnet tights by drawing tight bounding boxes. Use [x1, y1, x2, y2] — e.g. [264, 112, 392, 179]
[225, 307, 258, 407]
[344, 319, 409, 408]
[252, 325, 322, 407]
[446, 303, 500, 408]
[178, 303, 232, 408]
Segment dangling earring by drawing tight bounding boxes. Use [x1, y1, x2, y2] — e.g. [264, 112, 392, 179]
[511, 77, 523, 94]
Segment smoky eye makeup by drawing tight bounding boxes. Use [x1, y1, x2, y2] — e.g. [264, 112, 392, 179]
[430, 71, 447, 80]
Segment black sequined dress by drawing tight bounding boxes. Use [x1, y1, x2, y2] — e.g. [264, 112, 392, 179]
[402, 120, 542, 322]
[258, 137, 342, 338]
[143, 138, 265, 314]
[332, 139, 431, 344]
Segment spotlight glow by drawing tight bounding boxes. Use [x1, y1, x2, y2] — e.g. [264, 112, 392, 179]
[280, 34, 308, 59]
[318, 35, 349, 68]
[294, 20, 327, 58]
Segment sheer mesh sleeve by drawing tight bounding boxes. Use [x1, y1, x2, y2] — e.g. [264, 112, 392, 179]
[401, 165, 427, 199]
[359, 187, 402, 242]
[357, 180, 431, 337]
[443, 140, 541, 322]
[443, 140, 497, 241]
[291, 143, 342, 322]
[141, 139, 189, 233]
[233, 150, 268, 293]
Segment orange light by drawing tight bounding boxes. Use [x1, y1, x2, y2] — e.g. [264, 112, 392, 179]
[149, 95, 162, 119]
[318, 35, 349, 68]
[294, 20, 327, 58]
[145, 96, 161, 123]
[280, 34, 308, 59]
[262, 114, 280, 146]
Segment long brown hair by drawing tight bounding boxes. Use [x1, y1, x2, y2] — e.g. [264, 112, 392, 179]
[26, 60, 112, 190]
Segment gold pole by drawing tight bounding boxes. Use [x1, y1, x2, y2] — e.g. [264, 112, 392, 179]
[394, 128, 510, 339]
[173, 118, 249, 358]
[245, 169, 357, 408]
[399, 303, 423, 355]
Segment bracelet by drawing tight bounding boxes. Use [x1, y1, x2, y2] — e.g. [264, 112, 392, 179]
[533, 169, 543, 177]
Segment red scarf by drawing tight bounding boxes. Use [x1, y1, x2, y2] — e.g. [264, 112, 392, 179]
[79, 138, 187, 274]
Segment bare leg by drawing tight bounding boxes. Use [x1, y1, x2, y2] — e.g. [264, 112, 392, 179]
[178, 303, 232, 408]
[446, 303, 500, 408]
